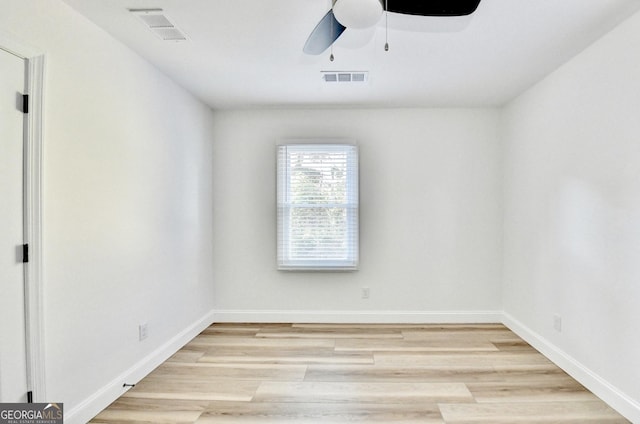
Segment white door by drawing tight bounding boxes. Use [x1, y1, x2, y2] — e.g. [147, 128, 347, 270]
[0, 47, 29, 403]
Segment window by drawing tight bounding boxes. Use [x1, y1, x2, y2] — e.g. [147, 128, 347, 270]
[277, 143, 359, 270]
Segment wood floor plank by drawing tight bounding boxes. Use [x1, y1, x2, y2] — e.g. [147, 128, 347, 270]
[306, 364, 522, 383]
[150, 362, 308, 381]
[253, 381, 474, 403]
[195, 401, 444, 423]
[198, 346, 374, 365]
[292, 323, 507, 331]
[466, 380, 599, 403]
[91, 409, 203, 424]
[186, 335, 336, 348]
[256, 326, 404, 339]
[401, 329, 518, 342]
[124, 378, 260, 401]
[336, 338, 499, 352]
[166, 351, 206, 363]
[91, 398, 209, 424]
[439, 400, 630, 423]
[491, 340, 537, 352]
[304, 363, 571, 384]
[374, 351, 553, 367]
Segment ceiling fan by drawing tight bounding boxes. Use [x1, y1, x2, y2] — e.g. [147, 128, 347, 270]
[303, 0, 482, 55]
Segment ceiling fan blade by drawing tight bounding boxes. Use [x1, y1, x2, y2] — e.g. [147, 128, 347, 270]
[303, 9, 347, 55]
[386, 0, 482, 16]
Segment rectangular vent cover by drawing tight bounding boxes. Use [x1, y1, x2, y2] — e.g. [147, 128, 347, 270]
[130, 8, 187, 41]
[321, 71, 369, 83]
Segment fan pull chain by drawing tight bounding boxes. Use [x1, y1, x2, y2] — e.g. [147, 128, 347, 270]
[384, 0, 389, 51]
[330, 0, 336, 61]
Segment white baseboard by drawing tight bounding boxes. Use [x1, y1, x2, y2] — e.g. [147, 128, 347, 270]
[62, 309, 639, 424]
[65, 309, 216, 424]
[212, 309, 503, 324]
[502, 312, 640, 423]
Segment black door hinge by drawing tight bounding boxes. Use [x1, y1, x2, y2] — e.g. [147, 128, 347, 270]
[22, 94, 29, 114]
[27, 391, 33, 403]
[23, 244, 29, 263]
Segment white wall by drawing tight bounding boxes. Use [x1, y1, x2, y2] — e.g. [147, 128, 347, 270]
[0, 1, 215, 422]
[211, 108, 503, 322]
[502, 10, 640, 422]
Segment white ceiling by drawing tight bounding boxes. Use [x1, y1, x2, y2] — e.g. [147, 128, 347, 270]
[62, 0, 640, 110]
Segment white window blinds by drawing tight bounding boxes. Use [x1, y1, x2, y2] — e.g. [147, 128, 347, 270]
[277, 144, 359, 270]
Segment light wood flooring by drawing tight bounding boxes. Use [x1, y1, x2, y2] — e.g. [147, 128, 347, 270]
[90, 323, 629, 423]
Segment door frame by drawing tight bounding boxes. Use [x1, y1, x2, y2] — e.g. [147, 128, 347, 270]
[0, 32, 45, 401]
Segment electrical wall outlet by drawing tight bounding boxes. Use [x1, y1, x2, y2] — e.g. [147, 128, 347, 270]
[361, 287, 370, 299]
[139, 323, 149, 341]
[553, 315, 562, 332]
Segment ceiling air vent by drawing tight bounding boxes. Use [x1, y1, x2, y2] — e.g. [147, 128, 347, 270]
[130, 8, 187, 42]
[321, 71, 369, 83]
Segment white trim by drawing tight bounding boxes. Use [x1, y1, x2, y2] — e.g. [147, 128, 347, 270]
[0, 30, 42, 59]
[502, 312, 640, 423]
[23, 54, 46, 402]
[0, 34, 46, 403]
[213, 309, 503, 324]
[65, 309, 216, 424]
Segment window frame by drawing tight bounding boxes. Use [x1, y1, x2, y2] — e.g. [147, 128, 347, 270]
[277, 142, 359, 271]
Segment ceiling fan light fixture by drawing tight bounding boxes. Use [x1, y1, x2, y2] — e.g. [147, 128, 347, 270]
[333, 0, 383, 29]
